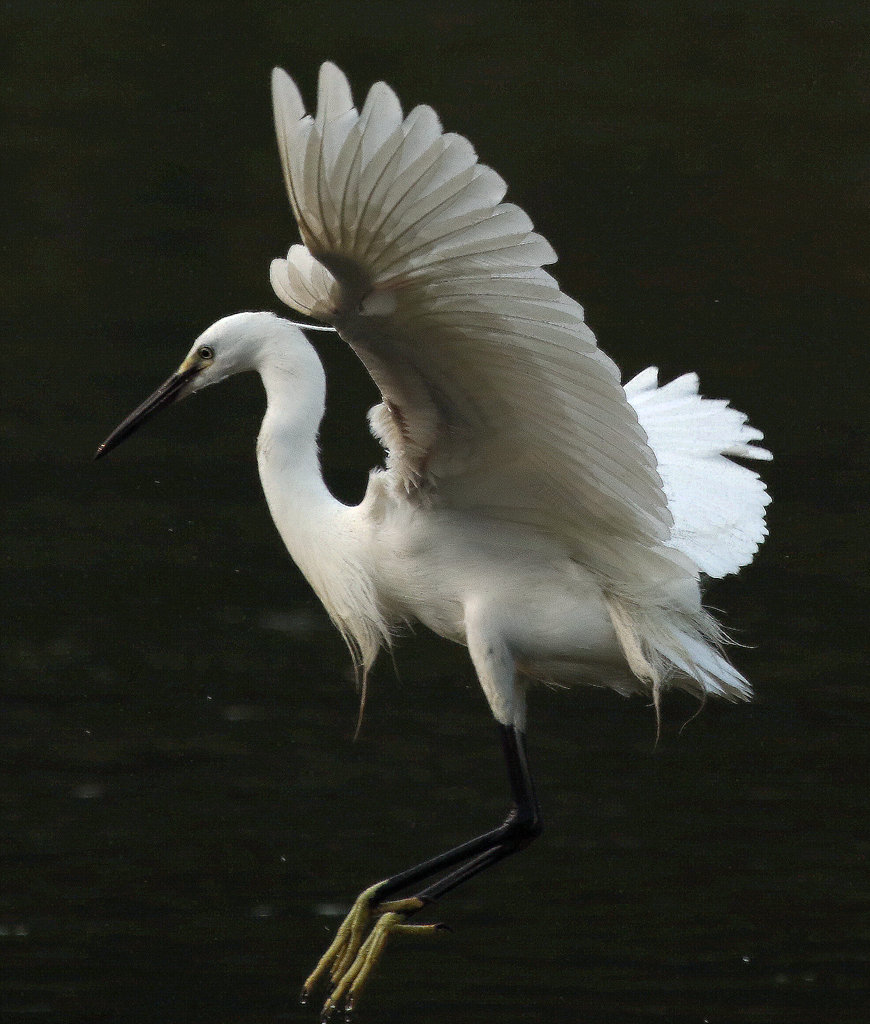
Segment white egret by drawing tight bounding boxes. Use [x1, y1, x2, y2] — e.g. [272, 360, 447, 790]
[96, 63, 771, 1019]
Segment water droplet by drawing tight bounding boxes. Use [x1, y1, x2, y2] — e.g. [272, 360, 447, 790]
[73, 783, 104, 800]
[314, 902, 350, 918]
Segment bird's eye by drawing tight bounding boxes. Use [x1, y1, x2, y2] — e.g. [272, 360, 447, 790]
[198, 346, 214, 361]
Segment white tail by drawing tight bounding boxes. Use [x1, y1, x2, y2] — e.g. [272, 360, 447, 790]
[625, 367, 771, 580]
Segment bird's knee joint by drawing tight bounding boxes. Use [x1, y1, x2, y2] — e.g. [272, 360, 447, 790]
[518, 812, 543, 843]
[525, 813, 544, 840]
[504, 806, 543, 847]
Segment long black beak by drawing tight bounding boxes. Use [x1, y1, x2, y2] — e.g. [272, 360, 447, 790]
[94, 364, 201, 460]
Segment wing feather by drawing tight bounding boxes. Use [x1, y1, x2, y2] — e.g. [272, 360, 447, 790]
[270, 63, 689, 591]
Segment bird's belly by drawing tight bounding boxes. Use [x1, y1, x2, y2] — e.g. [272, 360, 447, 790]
[377, 518, 630, 684]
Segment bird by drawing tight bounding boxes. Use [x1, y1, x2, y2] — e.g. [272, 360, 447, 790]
[96, 62, 771, 1020]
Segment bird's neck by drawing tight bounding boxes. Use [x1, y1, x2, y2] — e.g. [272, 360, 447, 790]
[254, 351, 388, 670]
[256, 356, 343, 564]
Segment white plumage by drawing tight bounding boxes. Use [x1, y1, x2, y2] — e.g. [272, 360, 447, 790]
[97, 62, 771, 1014]
[266, 61, 771, 715]
[625, 367, 771, 579]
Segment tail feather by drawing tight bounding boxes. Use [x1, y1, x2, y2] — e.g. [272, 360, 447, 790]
[608, 593, 752, 703]
[625, 367, 771, 579]
[610, 368, 769, 703]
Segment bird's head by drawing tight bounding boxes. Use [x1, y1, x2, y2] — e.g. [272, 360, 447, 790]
[95, 312, 318, 459]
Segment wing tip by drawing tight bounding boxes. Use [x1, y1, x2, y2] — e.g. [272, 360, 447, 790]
[317, 61, 354, 120]
[361, 78, 403, 125]
[271, 66, 305, 125]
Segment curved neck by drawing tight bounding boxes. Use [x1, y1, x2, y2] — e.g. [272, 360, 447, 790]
[253, 336, 387, 672]
[256, 354, 342, 543]
[254, 346, 370, 627]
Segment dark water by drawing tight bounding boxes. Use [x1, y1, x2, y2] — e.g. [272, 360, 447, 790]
[4, 3, 869, 1022]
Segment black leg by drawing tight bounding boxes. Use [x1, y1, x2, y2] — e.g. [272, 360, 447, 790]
[367, 723, 542, 906]
[305, 723, 542, 1018]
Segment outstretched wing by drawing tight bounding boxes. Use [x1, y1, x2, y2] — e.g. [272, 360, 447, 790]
[270, 63, 676, 584]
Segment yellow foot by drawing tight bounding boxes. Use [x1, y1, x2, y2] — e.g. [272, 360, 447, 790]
[301, 886, 443, 1019]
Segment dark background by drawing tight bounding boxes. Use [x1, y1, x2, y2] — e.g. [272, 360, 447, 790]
[4, 2, 868, 1022]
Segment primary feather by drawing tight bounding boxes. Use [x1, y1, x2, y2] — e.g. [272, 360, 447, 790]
[271, 67, 669, 561]
[269, 62, 771, 703]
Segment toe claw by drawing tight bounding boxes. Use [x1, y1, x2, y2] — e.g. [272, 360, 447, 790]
[306, 883, 441, 1017]
[299, 986, 310, 1006]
